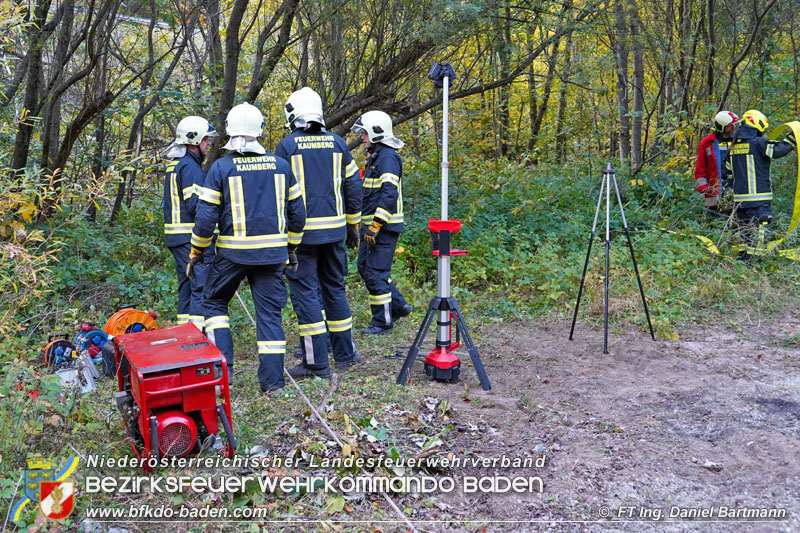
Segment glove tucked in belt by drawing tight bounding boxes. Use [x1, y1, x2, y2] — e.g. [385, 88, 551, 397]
[186, 246, 205, 279]
[285, 245, 299, 273]
[364, 221, 383, 246]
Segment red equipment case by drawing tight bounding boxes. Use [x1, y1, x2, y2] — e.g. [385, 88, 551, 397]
[112, 324, 236, 462]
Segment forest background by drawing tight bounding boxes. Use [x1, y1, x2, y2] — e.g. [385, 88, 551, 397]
[1, 0, 800, 526]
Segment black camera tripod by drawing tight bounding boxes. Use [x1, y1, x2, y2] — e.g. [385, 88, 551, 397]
[569, 164, 655, 353]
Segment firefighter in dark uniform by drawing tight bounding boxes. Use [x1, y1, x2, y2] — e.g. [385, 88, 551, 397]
[188, 102, 306, 392]
[276, 87, 363, 378]
[726, 109, 796, 260]
[351, 111, 412, 335]
[163, 116, 218, 330]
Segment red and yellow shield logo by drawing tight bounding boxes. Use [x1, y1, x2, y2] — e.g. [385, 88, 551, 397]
[39, 481, 74, 520]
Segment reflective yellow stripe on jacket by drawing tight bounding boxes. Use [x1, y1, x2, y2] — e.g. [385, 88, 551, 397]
[165, 223, 194, 234]
[733, 154, 773, 202]
[216, 234, 288, 249]
[291, 155, 306, 209]
[305, 214, 346, 230]
[229, 176, 246, 236]
[333, 152, 344, 218]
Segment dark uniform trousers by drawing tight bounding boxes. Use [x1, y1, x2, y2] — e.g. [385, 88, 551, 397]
[164, 151, 210, 329]
[170, 243, 212, 329]
[357, 228, 409, 328]
[204, 256, 286, 392]
[287, 241, 356, 370]
[736, 203, 772, 257]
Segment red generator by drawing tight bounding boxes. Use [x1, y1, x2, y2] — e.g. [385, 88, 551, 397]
[111, 324, 236, 462]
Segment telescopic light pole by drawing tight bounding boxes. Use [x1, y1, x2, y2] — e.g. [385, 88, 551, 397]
[437, 72, 451, 350]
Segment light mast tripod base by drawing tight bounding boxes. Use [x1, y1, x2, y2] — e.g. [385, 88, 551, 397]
[396, 296, 491, 391]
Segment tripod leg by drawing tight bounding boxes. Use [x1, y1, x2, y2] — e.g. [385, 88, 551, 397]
[604, 239, 610, 355]
[396, 299, 439, 385]
[569, 232, 595, 340]
[611, 174, 656, 341]
[623, 227, 656, 340]
[570, 176, 605, 341]
[603, 169, 611, 355]
[450, 301, 491, 391]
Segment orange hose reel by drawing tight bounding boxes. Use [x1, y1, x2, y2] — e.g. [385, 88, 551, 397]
[104, 308, 158, 336]
[41, 334, 78, 370]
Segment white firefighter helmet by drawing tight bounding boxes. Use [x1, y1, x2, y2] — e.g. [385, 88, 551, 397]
[175, 116, 218, 145]
[284, 87, 325, 128]
[713, 111, 739, 133]
[351, 110, 404, 149]
[225, 102, 265, 137]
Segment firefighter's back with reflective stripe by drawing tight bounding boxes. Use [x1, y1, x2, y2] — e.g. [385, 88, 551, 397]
[193, 152, 306, 265]
[728, 126, 795, 204]
[163, 151, 205, 247]
[275, 130, 361, 245]
[361, 144, 404, 234]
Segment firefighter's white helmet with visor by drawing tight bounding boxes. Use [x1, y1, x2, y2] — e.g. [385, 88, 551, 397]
[285, 87, 325, 129]
[225, 102, 265, 137]
[351, 110, 404, 149]
[713, 111, 739, 134]
[175, 116, 218, 146]
[167, 116, 218, 158]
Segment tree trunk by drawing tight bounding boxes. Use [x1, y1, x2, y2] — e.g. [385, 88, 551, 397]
[206, 0, 224, 90]
[613, 0, 631, 171]
[631, 3, 644, 170]
[554, 31, 573, 164]
[10, 52, 42, 173]
[706, 0, 714, 99]
[88, 113, 105, 222]
[530, 38, 560, 150]
[10, 0, 49, 177]
[718, 0, 779, 107]
[110, 17, 193, 224]
[526, 38, 537, 152]
[246, 0, 300, 104]
[495, 2, 511, 157]
[297, 12, 308, 87]
[205, 0, 249, 166]
[678, 5, 704, 116]
[126, 128, 143, 208]
[659, 0, 673, 151]
[39, 89, 115, 220]
[40, 0, 75, 171]
[410, 78, 421, 156]
[0, 0, 61, 110]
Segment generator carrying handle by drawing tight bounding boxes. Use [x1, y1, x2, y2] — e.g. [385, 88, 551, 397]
[47, 333, 70, 342]
[149, 416, 159, 460]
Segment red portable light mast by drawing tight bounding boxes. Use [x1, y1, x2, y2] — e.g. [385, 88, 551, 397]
[396, 62, 491, 390]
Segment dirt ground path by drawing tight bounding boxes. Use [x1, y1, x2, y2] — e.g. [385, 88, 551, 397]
[394, 317, 800, 532]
